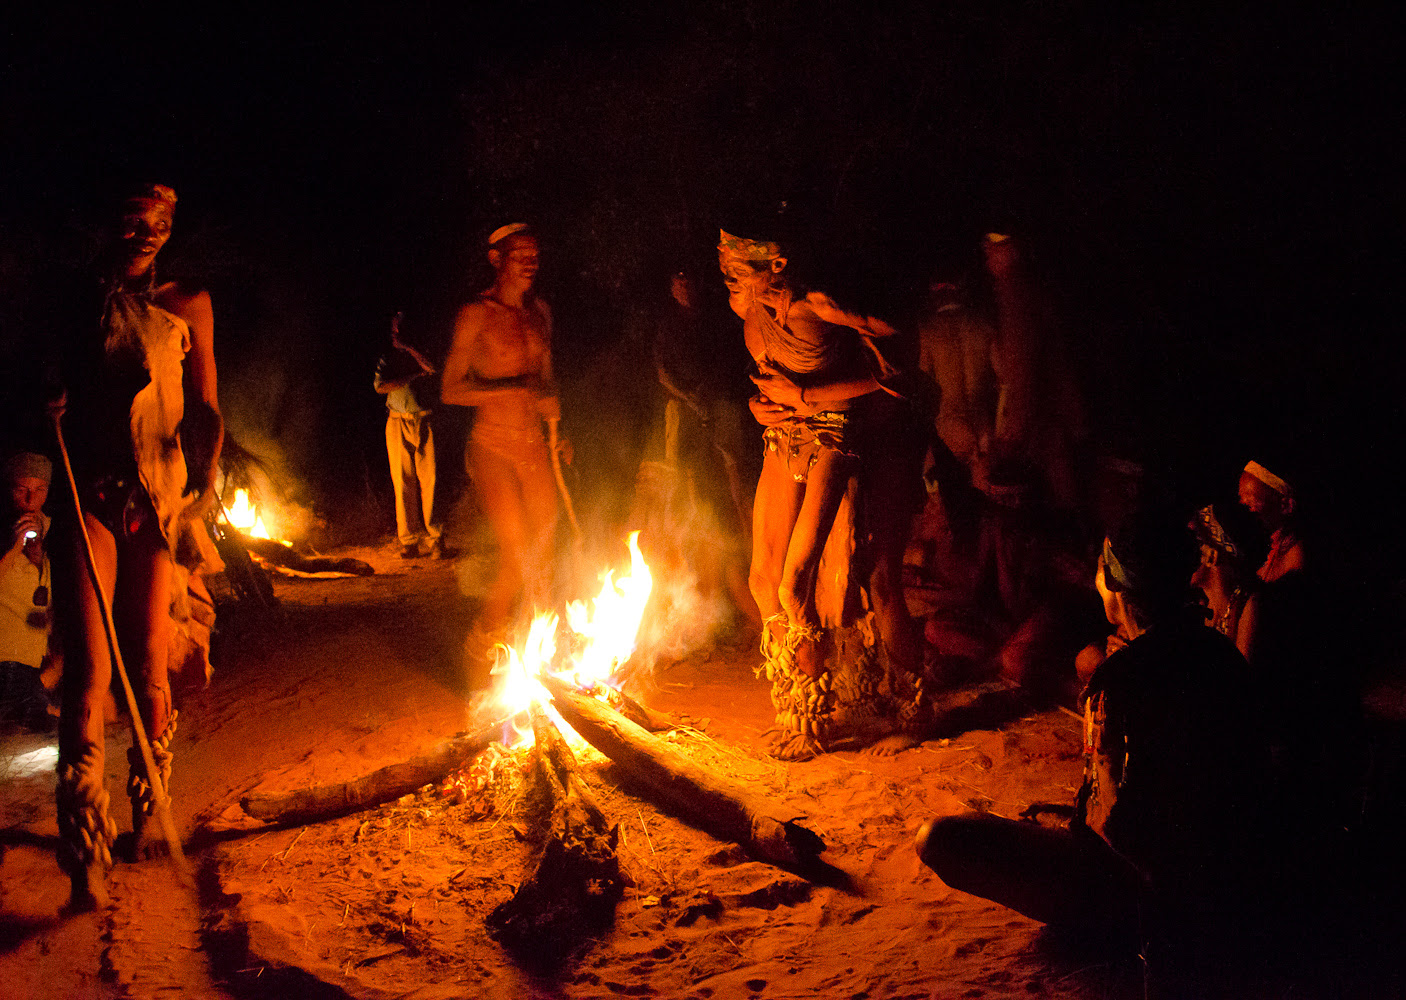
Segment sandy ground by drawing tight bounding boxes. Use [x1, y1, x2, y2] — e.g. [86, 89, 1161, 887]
[0, 543, 1213, 999]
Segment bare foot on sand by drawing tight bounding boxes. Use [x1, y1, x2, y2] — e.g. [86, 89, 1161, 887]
[866, 733, 922, 757]
[769, 730, 823, 762]
[126, 808, 174, 862]
[65, 861, 110, 912]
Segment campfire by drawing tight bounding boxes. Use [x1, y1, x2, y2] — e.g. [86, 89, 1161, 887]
[232, 530, 825, 963]
[491, 531, 654, 745]
[222, 487, 274, 540]
[215, 481, 372, 580]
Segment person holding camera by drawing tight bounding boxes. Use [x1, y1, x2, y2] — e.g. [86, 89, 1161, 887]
[0, 451, 55, 730]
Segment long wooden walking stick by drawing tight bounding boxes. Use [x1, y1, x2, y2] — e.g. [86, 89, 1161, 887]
[52, 413, 190, 877]
[547, 416, 583, 545]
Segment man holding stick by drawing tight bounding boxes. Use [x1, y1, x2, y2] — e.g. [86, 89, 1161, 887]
[49, 183, 221, 907]
[441, 224, 571, 688]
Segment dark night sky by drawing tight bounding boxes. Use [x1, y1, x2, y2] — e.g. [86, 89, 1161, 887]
[2, 3, 1400, 563]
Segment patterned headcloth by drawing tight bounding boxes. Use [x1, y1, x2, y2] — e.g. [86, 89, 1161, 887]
[488, 223, 531, 246]
[1191, 505, 1237, 558]
[718, 229, 781, 261]
[1243, 460, 1292, 499]
[1101, 537, 1136, 592]
[125, 184, 178, 210]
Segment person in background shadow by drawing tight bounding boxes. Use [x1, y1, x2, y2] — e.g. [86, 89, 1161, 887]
[1238, 459, 1305, 583]
[0, 451, 56, 731]
[375, 311, 447, 560]
[1189, 502, 1269, 663]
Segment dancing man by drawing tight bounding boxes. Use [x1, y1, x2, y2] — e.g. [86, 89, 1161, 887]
[441, 224, 569, 688]
[718, 228, 917, 758]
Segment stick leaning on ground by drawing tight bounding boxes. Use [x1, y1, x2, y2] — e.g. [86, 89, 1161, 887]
[51, 412, 191, 880]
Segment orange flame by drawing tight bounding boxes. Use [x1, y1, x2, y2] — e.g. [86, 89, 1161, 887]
[489, 531, 655, 744]
[563, 531, 653, 688]
[223, 489, 272, 539]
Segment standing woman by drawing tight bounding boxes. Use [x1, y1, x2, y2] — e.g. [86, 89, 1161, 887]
[51, 184, 222, 908]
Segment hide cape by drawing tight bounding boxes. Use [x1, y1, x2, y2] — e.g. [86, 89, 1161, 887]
[99, 289, 222, 684]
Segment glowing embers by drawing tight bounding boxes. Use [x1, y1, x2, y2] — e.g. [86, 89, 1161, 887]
[489, 532, 655, 745]
[223, 488, 272, 540]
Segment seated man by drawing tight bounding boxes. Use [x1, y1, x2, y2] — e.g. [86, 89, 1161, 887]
[1238, 460, 1304, 583]
[917, 506, 1270, 973]
[0, 451, 55, 730]
[1189, 503, 1269, 662]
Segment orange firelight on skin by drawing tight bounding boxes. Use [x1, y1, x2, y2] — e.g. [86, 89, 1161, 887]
[489, 532, 655, 746]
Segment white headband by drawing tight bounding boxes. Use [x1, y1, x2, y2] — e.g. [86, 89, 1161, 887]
[488, 223, 530, 246]
[1244, 460, 1292, 498]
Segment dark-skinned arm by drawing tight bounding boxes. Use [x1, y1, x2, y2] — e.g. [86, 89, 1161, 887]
[173, 286, 223, 517]
[748, 291, 901, 407]
[439, 302, 541, 408]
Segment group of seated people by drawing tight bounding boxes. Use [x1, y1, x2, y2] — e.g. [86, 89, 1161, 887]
[913, 455, 1344, 990]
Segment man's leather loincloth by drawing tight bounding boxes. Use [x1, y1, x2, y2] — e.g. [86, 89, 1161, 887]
[468, 420, 549, 477]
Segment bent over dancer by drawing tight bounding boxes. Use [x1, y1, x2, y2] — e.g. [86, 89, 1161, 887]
[51, 184, 223, 908]
[441, 224, 570, 688]
[718, 229, 918, 759]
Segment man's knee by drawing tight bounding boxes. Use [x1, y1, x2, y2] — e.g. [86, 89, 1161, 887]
[915, 814, 1000, 890]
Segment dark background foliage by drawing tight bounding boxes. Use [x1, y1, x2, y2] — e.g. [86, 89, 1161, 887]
[1, 2, 1399, 569]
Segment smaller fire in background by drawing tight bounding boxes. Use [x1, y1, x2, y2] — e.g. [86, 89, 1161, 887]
[489, 531, 655, 747]
[223, 488, 272, 540]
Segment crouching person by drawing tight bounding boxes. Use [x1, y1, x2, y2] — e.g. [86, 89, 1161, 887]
[916, 506, 1271, 990]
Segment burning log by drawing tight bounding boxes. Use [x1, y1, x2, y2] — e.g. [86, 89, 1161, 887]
[239, 721, 509, 825]
[242, 536, 374, 577]
[487, 706, 623, 963]
[543, 676, 826, 870]
[582, 682, 680, 733]
[210, 520, 278, 608]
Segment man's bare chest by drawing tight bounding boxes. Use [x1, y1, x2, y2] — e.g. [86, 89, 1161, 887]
[475, 313, 547, 376]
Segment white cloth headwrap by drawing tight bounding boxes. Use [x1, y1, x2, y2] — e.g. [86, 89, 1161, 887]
[488, 223, 530, 246]
[1244, 460, 1292, 498]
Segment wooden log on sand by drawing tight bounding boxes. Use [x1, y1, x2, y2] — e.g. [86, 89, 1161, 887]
[244, 536, 374, 577]
[487, 707, 623, 963]
[240, 721, 508, 825]
[584, 682, 680, 733]
[542, 675, 826, 870]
